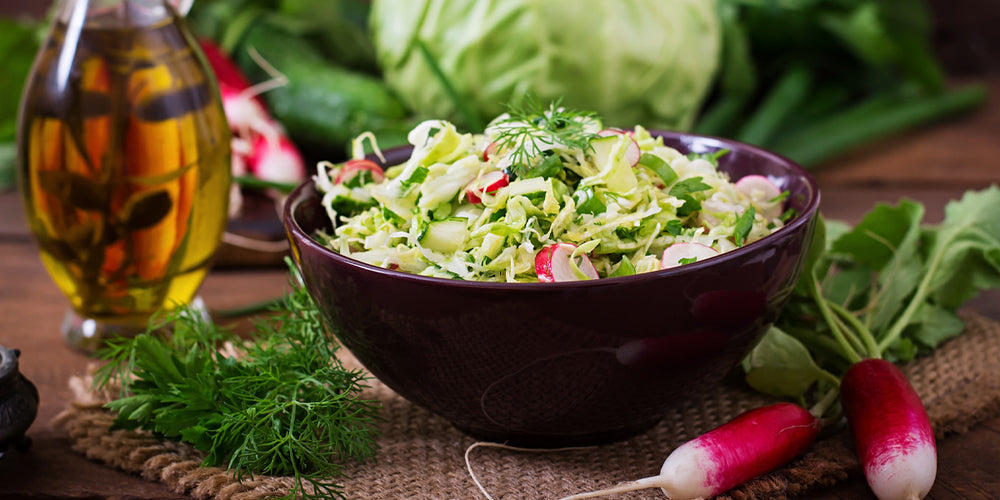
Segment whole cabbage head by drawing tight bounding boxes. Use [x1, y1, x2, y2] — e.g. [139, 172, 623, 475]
[370, 0, 721, 132]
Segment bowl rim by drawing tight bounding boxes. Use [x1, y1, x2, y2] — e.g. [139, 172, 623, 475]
[284, 130, 821, 290]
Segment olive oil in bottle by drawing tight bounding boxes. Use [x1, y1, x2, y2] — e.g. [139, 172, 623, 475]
[17, 0, 231, 350]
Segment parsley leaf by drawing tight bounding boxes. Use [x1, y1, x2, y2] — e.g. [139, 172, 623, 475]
[668, 177, 712, 198]
[734, 205, 755, 246]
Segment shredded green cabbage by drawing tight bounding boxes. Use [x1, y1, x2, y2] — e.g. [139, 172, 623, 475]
[315, 110, 787, 282]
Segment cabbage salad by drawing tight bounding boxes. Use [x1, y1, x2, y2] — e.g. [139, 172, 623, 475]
[314, 104, 791, 282]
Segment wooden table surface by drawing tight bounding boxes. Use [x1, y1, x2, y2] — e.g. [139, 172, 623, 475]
[2, 76, 1000, 499]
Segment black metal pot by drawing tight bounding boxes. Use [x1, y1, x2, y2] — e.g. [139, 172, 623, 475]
[0, 345, 39, 457]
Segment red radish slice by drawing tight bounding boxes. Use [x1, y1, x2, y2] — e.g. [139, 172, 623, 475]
[535, 243, 599, 282]
[598, 129, 641, 166]
[841, 359, 937, 500]
[597, 127, 634, 137]
[735, 175, 781, 199]
[661, 242, 720, 269]
[482, 141, 499, 161]
[336, 159, 386, 185]
[464, 170, 509, 204]
[560, 402, 820, 499]
[735, 175, 783, 219]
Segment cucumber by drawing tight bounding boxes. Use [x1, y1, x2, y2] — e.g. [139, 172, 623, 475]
[420, 218, 469, 254]
[590, 135, 638, 193]
[234, 22, 413, 158]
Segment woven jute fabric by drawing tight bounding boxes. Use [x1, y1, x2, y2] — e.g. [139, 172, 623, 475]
[53, 311, 1000, 500]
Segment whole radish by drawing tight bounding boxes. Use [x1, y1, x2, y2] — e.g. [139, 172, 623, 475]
[840, 359, 937, 500]
[199, 39, 306, 186]
[560, 402, 820, 499]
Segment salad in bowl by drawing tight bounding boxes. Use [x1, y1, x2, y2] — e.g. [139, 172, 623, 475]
[283, 102, 819, 444]
[314, 103, 792, 282]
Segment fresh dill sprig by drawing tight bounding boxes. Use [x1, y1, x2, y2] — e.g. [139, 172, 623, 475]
[491, 96, 598, 178]
[94, 262, 380, 500]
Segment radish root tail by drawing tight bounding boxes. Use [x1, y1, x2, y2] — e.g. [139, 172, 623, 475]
[463, 441, 593, 500]
[558, 475, 666, 500]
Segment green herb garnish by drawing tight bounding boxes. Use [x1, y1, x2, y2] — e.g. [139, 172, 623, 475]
[668, 176, 712, 198]
[491, 96, 598, 178]
[733, 205, 756, 246]
[94, 263, 380, 500]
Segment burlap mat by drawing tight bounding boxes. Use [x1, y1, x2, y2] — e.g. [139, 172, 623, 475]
[53, 311, 1000, 500]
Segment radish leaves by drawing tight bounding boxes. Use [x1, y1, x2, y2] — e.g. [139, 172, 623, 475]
[748, 185, 1000, 397]
[742, 327, 838, 399]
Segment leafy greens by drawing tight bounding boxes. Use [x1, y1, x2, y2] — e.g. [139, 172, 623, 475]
[745, 185, 1000, 401]
[703, 0, 986, 167]
[94, 265, 381, 500]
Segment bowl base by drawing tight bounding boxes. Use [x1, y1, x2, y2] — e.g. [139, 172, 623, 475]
[452, 416, 664, 448]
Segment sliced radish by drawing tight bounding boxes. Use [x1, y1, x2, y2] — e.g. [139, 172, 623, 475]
[535, 243, 599, 282]
[735, 175, 781, 200]
[482, 141, 499, 162]
[598, 129, 640, 166]
[735, 175, 784, 219]
[336, 159, 386, 185]
[597, 127, 634, 138]
[464, 170, 509, 204]
[661, 242, 720, 269]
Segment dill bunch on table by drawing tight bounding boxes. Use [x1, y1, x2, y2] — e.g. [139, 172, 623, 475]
[94, 266, 380, 500]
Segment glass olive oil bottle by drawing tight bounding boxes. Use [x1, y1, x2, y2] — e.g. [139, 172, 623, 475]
[17, 0, 231, 350]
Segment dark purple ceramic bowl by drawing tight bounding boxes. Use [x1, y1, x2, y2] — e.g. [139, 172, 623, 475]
[284, 131, 820, 447]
